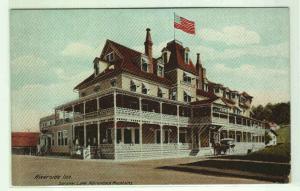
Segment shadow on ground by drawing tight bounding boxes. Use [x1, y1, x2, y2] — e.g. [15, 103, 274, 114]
[158, 158, 290, 183]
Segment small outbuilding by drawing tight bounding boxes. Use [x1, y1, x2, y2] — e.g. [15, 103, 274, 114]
[12, 132, 40, 155]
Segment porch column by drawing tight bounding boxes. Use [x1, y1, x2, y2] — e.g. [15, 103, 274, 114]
[160, 125, 163, 145]
[97, 121, 100, 146]
[235, 130, 237, 142]
[139, 123, 143, 145]
[83, 101, 86, 115]
[96, 97, 99, 111]
[113, 91, 117, 146]
[177, 126, 180, 145]
[83, 123, 87, 147]
[139, 97, 142, 148]
[177, 105, 179, 146]
[72, 125, 75, 146]
[208, 128, 211, 147]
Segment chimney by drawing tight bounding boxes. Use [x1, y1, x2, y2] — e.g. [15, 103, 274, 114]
[195, 53, 202, 74]
[144, 28, 153, 73]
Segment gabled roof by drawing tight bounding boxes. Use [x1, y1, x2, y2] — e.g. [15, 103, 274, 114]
[74, 40, 173, 90]
[241, 91, 253, 99]
[164, 40, 198, 75]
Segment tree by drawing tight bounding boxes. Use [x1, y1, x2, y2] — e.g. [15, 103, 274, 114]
[251, 102, 290, 125]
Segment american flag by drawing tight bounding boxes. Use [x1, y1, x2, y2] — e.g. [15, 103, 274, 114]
[174, 14, 195, 35]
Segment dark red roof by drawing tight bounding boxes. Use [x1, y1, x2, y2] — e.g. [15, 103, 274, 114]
[164, 40, 198, 75]
[191, 97, 218, 105]
[221, 97, 236, 106]
[12, 132, 40, 147]
[241, 91, 253, 99]
[196, 89, 217, 99]
[74, 40, 173, 90]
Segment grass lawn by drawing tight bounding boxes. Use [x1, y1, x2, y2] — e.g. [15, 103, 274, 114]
[241, 125, 290, 163]
[276, 125, 290, 144]
[217, 125, 291, 163]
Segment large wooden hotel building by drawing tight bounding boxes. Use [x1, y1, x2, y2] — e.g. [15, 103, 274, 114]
[39, 28, 266, 160]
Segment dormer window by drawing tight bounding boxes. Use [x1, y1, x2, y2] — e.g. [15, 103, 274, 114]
[184, 48, 190, 64]
[231, 93, 236, 99]
[183, 91, 192, 102]
[94, 84, 100, 92]
[142, 83, 149, 94]
[106, 52, 114, 62]
[204, 84, 209, 92]
[183, 72, 192, 84]
[130, 80, 137, 92]
[225, 92, 230, 99]
[110, 78, 116, 87]
[185, 52, 189, 64]
[157, 88, 163, 98]
[157, 65, 164, 77]
[141, 58, 148, 72]
[214, 88, 220, 93]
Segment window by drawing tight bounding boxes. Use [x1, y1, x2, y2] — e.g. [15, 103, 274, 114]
[185, 52, 189, 64]
[214, 88, 220, 93]
[170, 89, 177, 100]
[94, 84, 100, 92]
[117, 129, 122, 143]
[157, 88, 163, 98]
[179, 131, 187, 143]
[141, 58, 148, 72]
[57, 131, 63, 146]
[164, 130, 170, 143]
[183, 91, 192, 102]
[106, 52, 114, 62]
[81, 92, 86, 97]
[157, 65, 164, 77]
[130, 80, 137, 92]
[124, 129, 132, 144]
[183, 73, 192, 84]
[204, 84, 209, 92]
[110, 78, 116, 87]
[63, 130, 68, 145]
[231, 93, 236, 99]
[155, 130, 161, 144]
[134, 129, 140, 144]
[142, 83, 149, 94]
[225, 92, 230, 99]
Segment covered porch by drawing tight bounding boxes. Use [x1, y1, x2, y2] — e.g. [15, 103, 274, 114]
[72, 121, 192, 160]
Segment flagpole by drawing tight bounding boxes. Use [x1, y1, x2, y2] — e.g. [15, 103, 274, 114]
[173, 12, 176, 41]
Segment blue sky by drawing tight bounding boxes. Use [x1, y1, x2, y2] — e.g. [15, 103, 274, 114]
[10, 8, 290, 132]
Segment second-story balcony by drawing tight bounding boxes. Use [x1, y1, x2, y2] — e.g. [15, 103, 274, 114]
[192, 103, 266, 133]
[54, 88, 191, 127]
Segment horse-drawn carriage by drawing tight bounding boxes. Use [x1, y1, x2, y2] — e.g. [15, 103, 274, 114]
[213, 138, 235, 155]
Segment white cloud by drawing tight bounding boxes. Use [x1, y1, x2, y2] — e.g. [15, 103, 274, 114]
[214, 63, 288, 78]
[11, 68, 91, 132]
[207, 63, 290, 106]
[199, 26, 260, 46]
[192, 42, 289, 61]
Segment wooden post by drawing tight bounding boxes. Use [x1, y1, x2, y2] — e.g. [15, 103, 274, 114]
[97, 121, 100, 146]
[113, 90, 117, 159]
[83, 123, 86, 147]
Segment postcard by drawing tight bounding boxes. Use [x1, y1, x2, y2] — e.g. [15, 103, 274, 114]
[10, 6, 291, 186]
